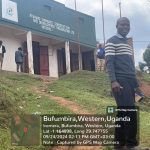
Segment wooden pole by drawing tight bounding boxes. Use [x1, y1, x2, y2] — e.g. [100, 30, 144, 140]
[101, 0, 105, 45]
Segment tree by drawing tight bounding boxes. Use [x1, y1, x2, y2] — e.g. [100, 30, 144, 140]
[143, 44, 150, 72]
[139, 62, 147, 72]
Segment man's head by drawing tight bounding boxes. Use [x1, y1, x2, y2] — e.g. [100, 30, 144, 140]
[97, 44, 104, 49]
[116, 17, 130, 37]
[18, 47, 22, 51]
[0, 41, 3, 45]
[98, 44, 102, 49]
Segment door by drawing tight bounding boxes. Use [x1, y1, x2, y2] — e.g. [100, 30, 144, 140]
[40, 46, 49, 76]
[57, 48, 66, 76]
[82, 51, 95, 71]
[70, 52, 79, 72]
[32, 41, 40, 75]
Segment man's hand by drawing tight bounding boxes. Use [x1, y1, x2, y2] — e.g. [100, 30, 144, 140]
[111, 81, 123, 92]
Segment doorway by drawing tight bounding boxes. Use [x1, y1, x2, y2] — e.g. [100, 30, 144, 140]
[70, 52, 79, 72]
[40, 46, 49, 76]
[57, 48, 66, 76]
[82, 51, 95, 71]
[23, 42, 49, 76]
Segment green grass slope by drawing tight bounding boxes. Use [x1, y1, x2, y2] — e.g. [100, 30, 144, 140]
[0, 71, 72, 150]
[48, 71, 150, 148]
[0, 70, 150, 149]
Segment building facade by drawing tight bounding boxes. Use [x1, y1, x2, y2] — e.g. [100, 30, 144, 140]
[0, 0, 96, 77]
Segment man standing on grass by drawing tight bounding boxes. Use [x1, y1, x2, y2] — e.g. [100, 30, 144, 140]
[15, 47, 24, 72]
[105, 17, 149, 150]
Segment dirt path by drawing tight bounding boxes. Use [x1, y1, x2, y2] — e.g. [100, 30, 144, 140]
[141, 81, 150, 97]
[33, 77, 89, 113]
[33, 86, 89, 114]
[31, 78, 150, 150]
[31, 83, 102, 150]
[50, 95, 90, 114]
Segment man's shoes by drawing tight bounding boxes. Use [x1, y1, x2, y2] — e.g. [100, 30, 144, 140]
[126, 146, 149, 150]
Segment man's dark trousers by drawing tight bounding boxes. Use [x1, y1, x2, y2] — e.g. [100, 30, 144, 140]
[113, 77, 139, 148]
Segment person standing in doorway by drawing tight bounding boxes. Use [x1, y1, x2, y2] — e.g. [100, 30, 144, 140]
[15, 47, 24, 72]
[105, 17, 149, 150]
[0, 40, 6, 70]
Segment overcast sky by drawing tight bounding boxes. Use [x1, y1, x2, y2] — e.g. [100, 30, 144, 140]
[55, 0, 150, 66]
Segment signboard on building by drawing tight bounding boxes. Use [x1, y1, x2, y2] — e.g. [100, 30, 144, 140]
[0, 0, 96, 48]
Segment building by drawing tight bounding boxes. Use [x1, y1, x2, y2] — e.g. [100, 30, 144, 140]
[0, 0, 96, 77]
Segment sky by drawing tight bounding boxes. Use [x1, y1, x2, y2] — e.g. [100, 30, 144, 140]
[54, 0, 150, 66]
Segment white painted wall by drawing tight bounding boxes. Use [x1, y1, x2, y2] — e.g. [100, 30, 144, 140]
[0, 27, 22, 72]
[0, 26, 60, 77]
[27, 31, 34, 74]
[65, 41, 71, 74]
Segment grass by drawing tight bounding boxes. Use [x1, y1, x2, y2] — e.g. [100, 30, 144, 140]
[48, 71, 114, 114]
[0, 71, 72, 150]
[0, 71, 72, 114]
[48, 70, 150, 148]
[0, 70, 150, 149]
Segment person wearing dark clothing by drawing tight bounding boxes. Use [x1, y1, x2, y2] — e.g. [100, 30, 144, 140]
[105, 17, 149, 150]
[15, 47, 24, 72]
[0, 40, 6, 70]
[96, 44, 105, 71]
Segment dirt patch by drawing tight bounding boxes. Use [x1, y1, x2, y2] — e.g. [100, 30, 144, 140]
[140, 81, 150, 97]
[49, 95, 89, 114]
[31, 86, 102, 150]
[32, 86, 89, 114]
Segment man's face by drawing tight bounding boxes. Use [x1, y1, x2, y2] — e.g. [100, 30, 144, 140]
[116, 18, 130, 37]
